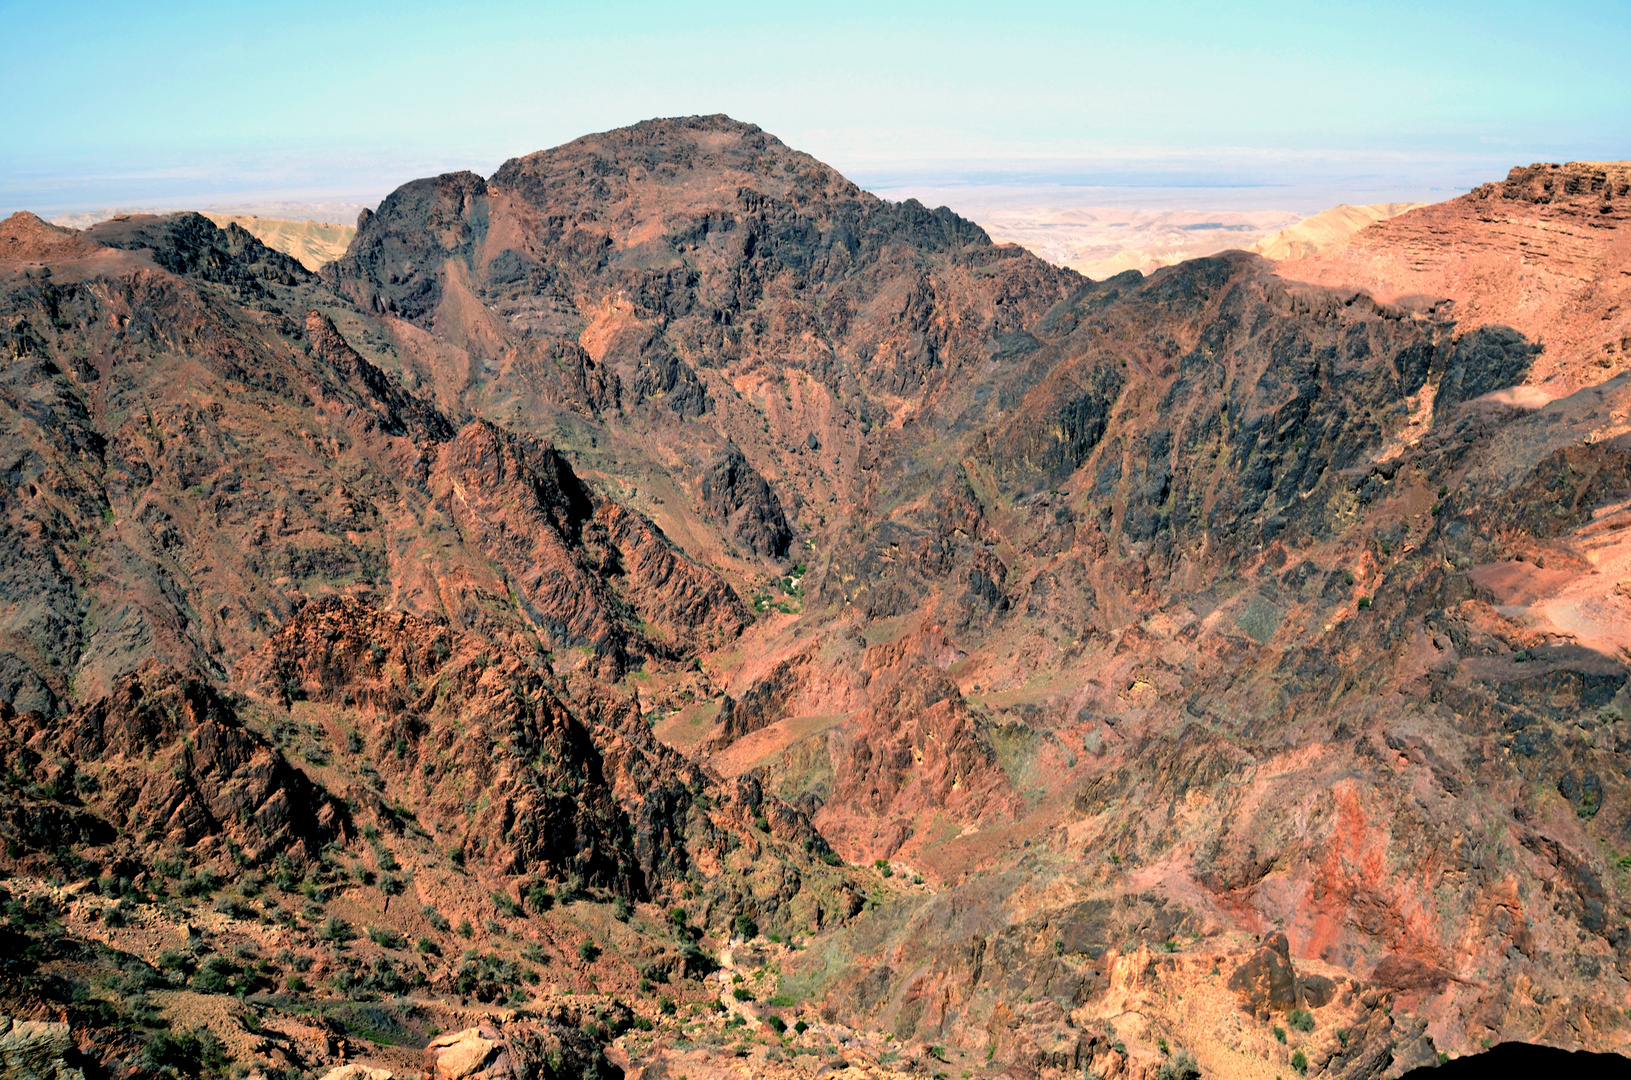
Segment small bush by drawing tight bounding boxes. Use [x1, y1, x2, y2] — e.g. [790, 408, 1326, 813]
[1156, 1049, 1199, 1080]
[873, 859, 893, 878]
[457, 919, 473, 939]
[367, 926, 403, 949]
[732, 986, 754, 1002]
[423, 906, 451, 932]
[577, 939, 600, 962]
[1273, 1026, 1287, 1043]
[1357, 596, 1372, 610]
[659, 995, 677, 1015]
[766, 1015, 786, 1034]
[1291, 1049, 1308, 1075]
[417, 937, 441, 955]
[210, 895, 256, 920]
[321, 916, 355, 943]
[139, 1028, 228, 1077]
[613, 897, 632, 922]
[1288, 1007, 1314, 1032]
[190, 956, 238, 994]
[734, 913, 758, 940]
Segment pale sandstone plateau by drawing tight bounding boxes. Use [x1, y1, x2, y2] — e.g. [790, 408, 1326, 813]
[1, 116, 1630, 1080]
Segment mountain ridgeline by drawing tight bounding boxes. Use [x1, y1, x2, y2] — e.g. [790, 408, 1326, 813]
[2, 118, 1630, 1079]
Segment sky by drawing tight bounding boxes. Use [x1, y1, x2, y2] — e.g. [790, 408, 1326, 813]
[3, 0, 1628, 219]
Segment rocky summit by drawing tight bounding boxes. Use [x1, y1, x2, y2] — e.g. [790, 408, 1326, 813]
[1, 116, 1630, 1080]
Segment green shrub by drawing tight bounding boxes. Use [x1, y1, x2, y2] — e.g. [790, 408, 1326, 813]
[1288, 1007, 1314, 1032]
[367, 926, 403, 949]
[733, 913, 759, 940]
[1273, 1025, 1287, 1043]
[1156, 1049, 1199, 1080]
[191, 956, 238, 994]
[138, 1028, 228, 1078]
[577, 939, 600, 962]
[766, 1015, 786, 1034]
[1291, 1049, 1308, 1075]
[732, 986, 754, 1001]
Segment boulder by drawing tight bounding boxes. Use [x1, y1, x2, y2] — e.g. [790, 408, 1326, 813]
[424, 1027, 510, 1080]
[320, 1067, 394, 1080]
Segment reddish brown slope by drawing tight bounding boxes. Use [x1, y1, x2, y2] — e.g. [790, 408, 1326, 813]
[1277, 161, 1631, 396]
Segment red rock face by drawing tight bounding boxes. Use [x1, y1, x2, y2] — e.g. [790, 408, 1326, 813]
[2, 128, 1631, 1078]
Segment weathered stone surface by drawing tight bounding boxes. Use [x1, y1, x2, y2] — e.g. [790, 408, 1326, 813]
[0, 1017, 84, 1080]
[1226, 932, 1299, 1015]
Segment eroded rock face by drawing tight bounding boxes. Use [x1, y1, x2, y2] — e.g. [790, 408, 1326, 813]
[1, 663, 348, 867]
[1226, 932, 1299, 1017]
[0, 1018, 84, 1080]
[432, 421, 747, 671]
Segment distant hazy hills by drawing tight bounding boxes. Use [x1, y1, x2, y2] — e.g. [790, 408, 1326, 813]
[1249, 201, 1427, 260]
[50, 196, 1419, 280]
[912, 198, 1425, 280]
[201, 213, 355, 270]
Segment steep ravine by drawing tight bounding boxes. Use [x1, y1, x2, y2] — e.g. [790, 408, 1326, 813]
[0, 125, 1629, 1079]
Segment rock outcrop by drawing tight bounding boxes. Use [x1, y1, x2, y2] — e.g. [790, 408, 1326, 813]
[424, 1019, 620, 1080]
[0, 1018, 84, 1080]
[699, 443, 792, 560]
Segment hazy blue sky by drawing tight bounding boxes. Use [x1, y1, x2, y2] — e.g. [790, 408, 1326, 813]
[3, 0, 1627, 216]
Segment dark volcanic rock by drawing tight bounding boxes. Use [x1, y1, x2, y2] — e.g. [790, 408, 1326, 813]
[85, 211, 310, 295]
[1433, 324, 1540, 417]
[700, 442, 792, 559]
